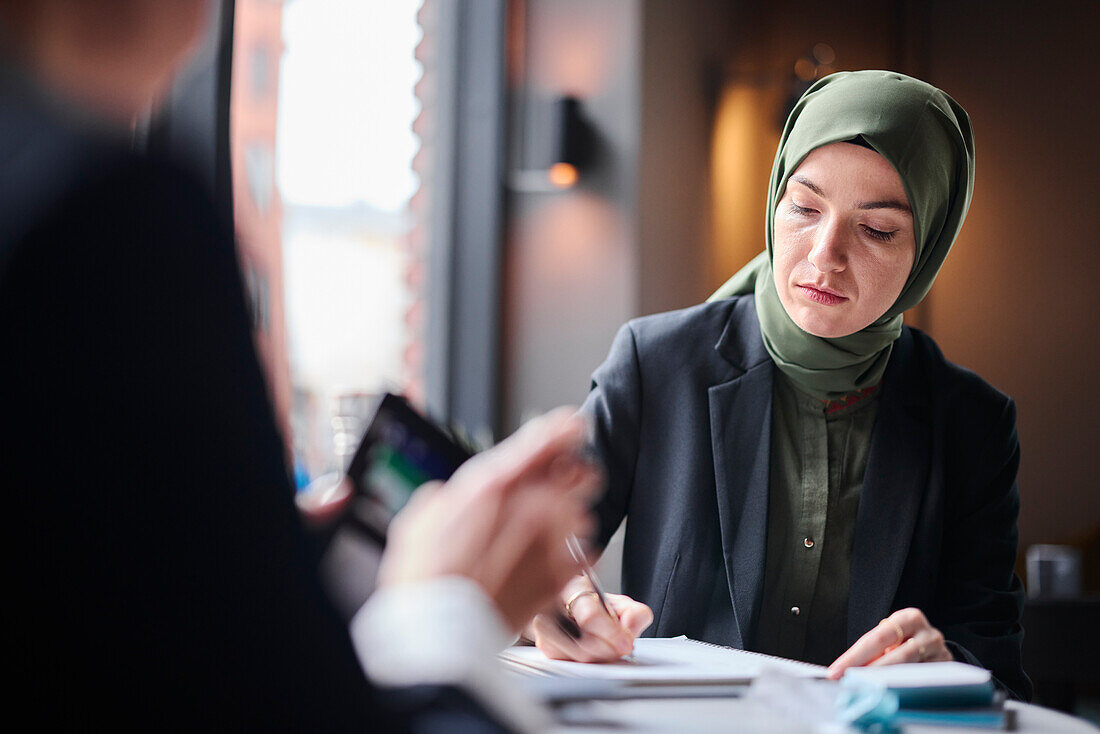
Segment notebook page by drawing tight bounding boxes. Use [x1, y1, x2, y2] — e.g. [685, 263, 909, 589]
[842, 661, 991, 687]
[501, 636, 826, 684]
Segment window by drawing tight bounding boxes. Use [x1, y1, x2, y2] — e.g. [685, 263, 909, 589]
[230, 0, 429, 487]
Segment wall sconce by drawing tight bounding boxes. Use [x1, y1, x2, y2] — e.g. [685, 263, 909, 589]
[510, 95, 596, 192]
[780, 43, 836, 128]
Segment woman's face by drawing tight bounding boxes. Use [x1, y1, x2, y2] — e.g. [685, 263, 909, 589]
[772, 142, 917, 339]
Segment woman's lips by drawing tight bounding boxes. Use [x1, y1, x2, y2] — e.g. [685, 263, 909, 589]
[797, 284, 848, 306]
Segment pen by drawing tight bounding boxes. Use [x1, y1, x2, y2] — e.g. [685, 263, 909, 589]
[565, 533, 636, 662]
[566, 534, 615, 617]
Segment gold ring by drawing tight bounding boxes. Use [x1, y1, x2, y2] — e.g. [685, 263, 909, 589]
[882, 618, 905, 647]
[565, 590, 600, 618]
[913, 639, 927, 661]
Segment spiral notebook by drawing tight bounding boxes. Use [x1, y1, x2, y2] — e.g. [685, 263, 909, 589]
[500, 635, 827, 685]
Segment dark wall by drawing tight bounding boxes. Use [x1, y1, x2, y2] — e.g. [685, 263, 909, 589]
[636, 0, 733, 316]
[919, 0, 1100, 566]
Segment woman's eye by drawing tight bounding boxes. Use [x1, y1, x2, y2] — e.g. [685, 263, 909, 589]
[789, 203, 816, 215]
[861, 225, 898, 242]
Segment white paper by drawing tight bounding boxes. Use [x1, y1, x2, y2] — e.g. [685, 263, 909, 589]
[842, 661, 991, 688]
[500, 636, 827, 685]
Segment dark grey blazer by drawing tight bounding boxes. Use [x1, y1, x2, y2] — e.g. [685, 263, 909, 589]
[582, 295, 1031, 700]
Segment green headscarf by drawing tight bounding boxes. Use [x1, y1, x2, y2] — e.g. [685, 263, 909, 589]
[708, 70, 975, 399]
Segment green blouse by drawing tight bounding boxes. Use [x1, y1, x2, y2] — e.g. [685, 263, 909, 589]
[753, 372, 881, 666]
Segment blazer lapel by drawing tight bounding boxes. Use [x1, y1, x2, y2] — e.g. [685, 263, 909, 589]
[708, 299, 773, 649]
[847, 330, 930, 644]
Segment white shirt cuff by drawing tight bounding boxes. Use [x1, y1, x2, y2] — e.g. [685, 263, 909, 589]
[350, 576, 551, 733]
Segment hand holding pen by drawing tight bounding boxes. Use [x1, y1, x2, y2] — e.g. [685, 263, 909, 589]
[526, 536, 654, 663]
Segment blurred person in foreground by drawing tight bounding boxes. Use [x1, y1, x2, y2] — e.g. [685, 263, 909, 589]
[0, 1, 596, 731]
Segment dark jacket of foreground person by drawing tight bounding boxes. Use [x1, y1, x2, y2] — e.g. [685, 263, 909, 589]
[0, 83, 509, 731]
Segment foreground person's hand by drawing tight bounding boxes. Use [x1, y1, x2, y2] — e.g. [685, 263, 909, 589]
[526, 575, 653, 662]
[827, 607, 954, 680]
[377, 408, 600, 631]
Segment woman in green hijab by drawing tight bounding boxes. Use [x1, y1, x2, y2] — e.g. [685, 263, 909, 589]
[526, 71, 1030, 700]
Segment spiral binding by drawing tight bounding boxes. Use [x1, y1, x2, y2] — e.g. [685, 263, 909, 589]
[684, 638, 826, 672]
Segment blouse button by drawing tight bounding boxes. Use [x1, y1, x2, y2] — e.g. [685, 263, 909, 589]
[790, 606, 801, 617]
[803, 537, 815, 548]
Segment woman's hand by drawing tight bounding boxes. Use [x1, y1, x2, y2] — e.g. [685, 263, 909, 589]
[827, 607, 954, 679]
[526, 575, 653, 662]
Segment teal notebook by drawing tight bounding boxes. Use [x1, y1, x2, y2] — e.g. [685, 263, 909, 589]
[843, 661, 996, 708]
[892, 699, 1014, 731]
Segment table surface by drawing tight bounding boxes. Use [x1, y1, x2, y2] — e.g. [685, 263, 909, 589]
[545, 695, 1098, 733]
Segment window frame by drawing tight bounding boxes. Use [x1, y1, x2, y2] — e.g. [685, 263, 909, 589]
[422, 0, 509, 441]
